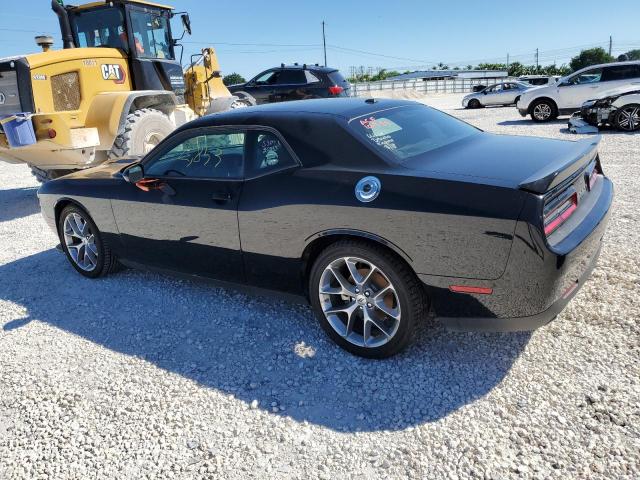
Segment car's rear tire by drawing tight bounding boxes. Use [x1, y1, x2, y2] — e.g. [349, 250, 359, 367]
[58, 205, 118, 279]
[309, 240, 426, 358]
[530, 99, 557, 122]
[614, 104, 640, 131]
[468, 98, 482, 109]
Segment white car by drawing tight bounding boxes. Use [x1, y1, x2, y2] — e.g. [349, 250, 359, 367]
[462, 81, 531, 108]
[568, 84, 640, 132]
[517, 61, 640, 122]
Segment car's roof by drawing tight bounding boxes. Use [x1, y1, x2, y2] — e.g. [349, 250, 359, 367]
[278, 64, 338, 73]
[182, 98, 418, 130]
[574, 60, 640, 73]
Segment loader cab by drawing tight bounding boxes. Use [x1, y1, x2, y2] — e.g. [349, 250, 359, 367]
[66, 0, 186, 96]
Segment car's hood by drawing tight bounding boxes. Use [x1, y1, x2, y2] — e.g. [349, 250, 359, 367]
[62, 157, 141, 181]
[401, 133, 599, 193]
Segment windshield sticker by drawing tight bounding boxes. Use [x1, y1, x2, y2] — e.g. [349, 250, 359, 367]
[359, 116, 402, 137]
[367, 132, 398, 152]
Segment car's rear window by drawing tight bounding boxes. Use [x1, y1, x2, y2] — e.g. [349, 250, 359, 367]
[348, 105, 479, 162]
[328, 70, 349, 85]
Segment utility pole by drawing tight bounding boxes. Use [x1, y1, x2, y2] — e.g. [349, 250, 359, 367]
[506, 53, 510, 70]
[609, 36, 613, 56]
[322, 21, 327, 67]
[535, 48, 539, 70]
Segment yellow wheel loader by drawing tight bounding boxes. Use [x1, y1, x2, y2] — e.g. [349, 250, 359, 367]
[0, 0, 253, 182]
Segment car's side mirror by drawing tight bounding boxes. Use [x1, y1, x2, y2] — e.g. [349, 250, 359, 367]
[181, 14, 192, 36]
[123, 164, 144, 183]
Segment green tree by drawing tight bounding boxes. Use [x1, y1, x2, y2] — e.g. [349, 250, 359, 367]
[569, 48, 614, 72]
[223, 73, 246, 86]
[623, 49, 640, 61]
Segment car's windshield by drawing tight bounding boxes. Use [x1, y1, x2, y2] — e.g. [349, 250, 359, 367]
[349, 105, 480, 163]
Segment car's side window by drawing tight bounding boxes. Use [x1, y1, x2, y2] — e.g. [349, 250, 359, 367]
[305, 71, 321, 83]
[254, 70, 279, 85]
[601, 65, 640, 82]
[244, 130, 297, 178]
[569, 68, 603, 85]
[145, 131, 245, 179]
[277, 70, 307, 84]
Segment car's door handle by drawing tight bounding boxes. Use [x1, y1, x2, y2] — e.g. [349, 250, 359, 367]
[211, 192, 232, 203]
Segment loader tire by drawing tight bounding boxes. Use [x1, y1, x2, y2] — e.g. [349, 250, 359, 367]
[230, 91, 257, 108]
[108, 108, 175, 160]
[30, 166, 76, 184]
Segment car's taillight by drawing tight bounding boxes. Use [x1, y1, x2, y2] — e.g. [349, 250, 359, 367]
[328, 85, 344, 95]
[544, 191, 578, 236]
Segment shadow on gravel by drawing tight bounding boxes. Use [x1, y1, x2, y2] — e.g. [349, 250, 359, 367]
[0, 250, 531, 432]
[0, 187, 40, 223]
[497, 119, 567, 127]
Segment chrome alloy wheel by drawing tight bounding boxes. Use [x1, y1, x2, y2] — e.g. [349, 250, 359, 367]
[318, 257, 401, 348]
[63, 212, 98, 272]
[533, 102, 552, 121]
[617, 106, 640, 131]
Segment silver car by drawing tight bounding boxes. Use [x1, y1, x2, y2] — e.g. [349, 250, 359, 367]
[463, 81, 531, 108]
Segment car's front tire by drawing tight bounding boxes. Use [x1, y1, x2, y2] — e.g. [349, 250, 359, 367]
[530, 99, 557, 122]
[309, 240, 426, 358]
[468, 99, 482, 109]
[614, 104, 640, 131]
[58, 205, 118, 279]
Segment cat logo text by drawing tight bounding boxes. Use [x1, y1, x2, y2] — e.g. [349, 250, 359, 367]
[101, 64, 126, 84]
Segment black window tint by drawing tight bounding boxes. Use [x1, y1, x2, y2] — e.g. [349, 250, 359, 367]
[277, 70, 306, 84]
[602, 65, 640, 81]
[146, 131, 245, 179]
[245, 131, 296, 177]
[349, 105, 479, 163]
[328, 71, 348, 85]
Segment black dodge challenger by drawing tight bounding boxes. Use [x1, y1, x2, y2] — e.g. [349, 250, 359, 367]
[38, 99, 613, 358]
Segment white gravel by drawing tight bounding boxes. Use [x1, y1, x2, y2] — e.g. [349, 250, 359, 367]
[0, 94, 638, 479]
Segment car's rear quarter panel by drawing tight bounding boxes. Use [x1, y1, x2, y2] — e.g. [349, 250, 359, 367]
[238, 167, 524, 294]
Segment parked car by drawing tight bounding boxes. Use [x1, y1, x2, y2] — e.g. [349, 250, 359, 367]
[38, 98, 613, 358]
[568, 85, 640, 132]
[227, 64, 351, 105]
[518, 75, 560, 86]
[517, 61, 640, 122]
[462, 81, 531, 108]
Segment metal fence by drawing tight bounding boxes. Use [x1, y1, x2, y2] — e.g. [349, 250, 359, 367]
[350, 77, 510, 96]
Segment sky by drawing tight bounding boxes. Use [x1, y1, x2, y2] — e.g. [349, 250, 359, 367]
[1, 0, 639, 79]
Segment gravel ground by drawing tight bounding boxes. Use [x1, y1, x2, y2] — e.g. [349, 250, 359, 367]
[0, 94, 638, 479]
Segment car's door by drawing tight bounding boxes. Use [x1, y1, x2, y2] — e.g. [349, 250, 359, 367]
[481, 84, 505, 105]
[556, 67, 605, 109]
[111, 128, 246, 281]
[246, 69, 281, 104]
[270, 69, 308, 102]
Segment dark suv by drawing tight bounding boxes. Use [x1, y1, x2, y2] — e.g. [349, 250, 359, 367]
[228, 64, 351, 105]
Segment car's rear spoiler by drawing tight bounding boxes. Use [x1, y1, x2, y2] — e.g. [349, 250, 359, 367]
[519, 136, 601, 194]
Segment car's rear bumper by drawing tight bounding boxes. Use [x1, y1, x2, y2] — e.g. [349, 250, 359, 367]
[439, 241, 601, 332]
[421, 177, 613, 332]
